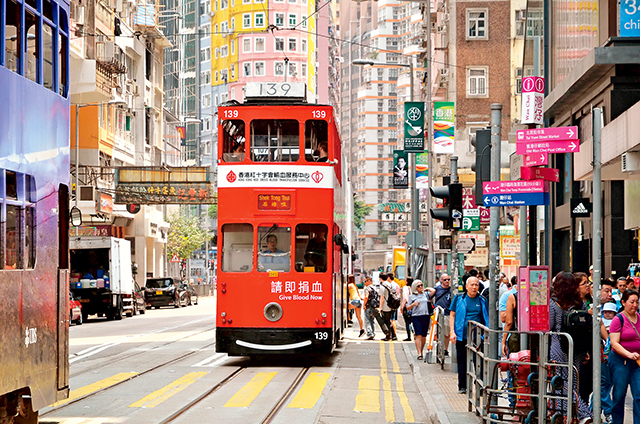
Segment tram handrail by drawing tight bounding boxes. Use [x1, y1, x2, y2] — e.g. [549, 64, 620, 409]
[463, 321, 576, 424]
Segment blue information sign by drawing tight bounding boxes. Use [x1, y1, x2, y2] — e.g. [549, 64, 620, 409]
[483, 192, 550, 207]
[620, 0, 640, 37]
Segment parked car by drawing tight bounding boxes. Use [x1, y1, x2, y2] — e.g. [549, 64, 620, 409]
[145, 277, 188, 309]
[182, 283, 199, 306]
[69, 293, 82, 325]
[127, 281, 146, 316]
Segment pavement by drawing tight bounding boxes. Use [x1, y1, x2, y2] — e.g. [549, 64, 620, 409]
[343, 320, 481, 424]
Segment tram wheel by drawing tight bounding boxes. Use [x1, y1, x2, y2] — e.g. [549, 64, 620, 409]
[14, 395, 38, 424]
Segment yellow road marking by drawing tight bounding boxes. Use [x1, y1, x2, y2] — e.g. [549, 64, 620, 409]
[51, 372, 138, 407]
[287, 372, 330, 409]
[390, 346, 414, 422]
[129, 372, 208, 408]
[224, 372, 277, 407]
[379, 341, 395, 422]
[354, 375, 380, 413]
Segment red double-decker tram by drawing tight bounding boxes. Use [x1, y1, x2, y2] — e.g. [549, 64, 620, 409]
[215, 83, 349, 356]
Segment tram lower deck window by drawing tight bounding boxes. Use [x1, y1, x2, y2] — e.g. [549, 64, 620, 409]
[257, 226, 291, 272]
[221, 223, 253, 273]
[2, 170, 36, 270]
[295, 224, 327, 273]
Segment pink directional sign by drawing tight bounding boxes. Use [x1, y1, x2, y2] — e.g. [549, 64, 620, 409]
[516, 140, 580, 155]
[516, 126, 578, 143]
[520, 167, 560, 182]
[483, 180, 549, 195]
[524, 153, 549, 167]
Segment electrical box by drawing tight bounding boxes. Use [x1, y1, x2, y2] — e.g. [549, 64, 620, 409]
[517, 265, 550, 332]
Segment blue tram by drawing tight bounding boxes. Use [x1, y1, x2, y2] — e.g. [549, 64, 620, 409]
[0, 0, 71, 420]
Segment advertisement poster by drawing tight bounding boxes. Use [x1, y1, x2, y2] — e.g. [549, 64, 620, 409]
[393, 150, 409, 188]
[416, 152, 429, 188]
[500, 235, 521, 258]
[404, 102, 425, 150]
[434, 102, 455, 154]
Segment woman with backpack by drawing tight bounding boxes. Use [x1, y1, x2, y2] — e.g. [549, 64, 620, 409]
[406, 279, 435, 360]
[609, 289, 640, 424]
[550, 271, 592, 423]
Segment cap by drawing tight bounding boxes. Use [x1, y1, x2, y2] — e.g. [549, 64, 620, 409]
[603, 302, 618, 313]
[589, 265, 593, 271]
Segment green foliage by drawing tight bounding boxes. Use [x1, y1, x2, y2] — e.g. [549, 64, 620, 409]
[167, 212, 208, 260]
[354, 199, 373, 231]
[208, 201, 217, 220]
[377, 229, 389, 244]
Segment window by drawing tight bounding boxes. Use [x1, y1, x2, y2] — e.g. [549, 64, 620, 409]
[243, 38, 251, 52]
[275, 61, 285, 76]
[301, 39, 307, 52]
[301, 15, 307, 29]
[26, 11, 40, 83]
[221, 224, 253, 272]
[288, 62, 297, 77]
[295, 224, 328, 272]
[243, 0, 250, 4]
[2, 171, 36, 270]
[200, 47, 211, 61]
[255, 12, 265, 28]
[43, 24, 54, 90]
[275, 12, 284, 26]
[6, 0, 21, 75]
[221, 0, 228, 8]
[275, 37, 285, 51]
[467, 67, 487, 96]
[467, 9, 487, 39]
[288, 38, 297, 51]
[304, 120, 328, 161]
[515, 9, 525, 37]
[288, 14, 297, 26]
[526, 10, 543, 37]
[243, 13, 251, 28]
[301, 63, 307, 77]
[258, 226, 291, 272]
[222, 120, 246, 162]
[231, 40, 235, 55]
[243, 62, 252, 76]
[254, 61, 265, 76]
[515, 67, 523, 94]
[221, 45, 228, 57]
[201, 70, 211, 84]
[203, 94, 211, 107]
[214, 48, 219, 59]
[251, 119, 299, 162]
[255, 37, 265, 52]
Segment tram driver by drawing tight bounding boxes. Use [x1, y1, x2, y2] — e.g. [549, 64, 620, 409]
[258, 235, 290, 271]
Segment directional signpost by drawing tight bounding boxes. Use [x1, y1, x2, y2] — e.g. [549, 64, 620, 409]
[520, 166, 560, 182]
[516, 126, 578, 143]
[524, 153, 549, 167]
[462, 208, 480, 231]
[483, 180, 550, 207]
[516, 140, 580, 155]
[457, 237, 476, 253]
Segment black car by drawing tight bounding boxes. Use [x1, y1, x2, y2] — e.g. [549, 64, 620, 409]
[145, 277, 189, 309]
[182, 283, 199, 306]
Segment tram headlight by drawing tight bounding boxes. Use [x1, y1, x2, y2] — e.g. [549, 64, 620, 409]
[264, 302, 283, 322]
[221, 312, 226, 317]
[321, 313, 327, 318]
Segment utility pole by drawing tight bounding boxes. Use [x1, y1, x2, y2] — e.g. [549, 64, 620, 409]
[450, 156, 459, 287]
[488, 103, 502, 361]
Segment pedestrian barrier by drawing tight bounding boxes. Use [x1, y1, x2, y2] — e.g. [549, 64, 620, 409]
[425, 306, 446, 368]
[464, 321, 578, 424]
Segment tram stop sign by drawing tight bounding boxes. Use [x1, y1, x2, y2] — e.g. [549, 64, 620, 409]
[406, 229, 424, 248]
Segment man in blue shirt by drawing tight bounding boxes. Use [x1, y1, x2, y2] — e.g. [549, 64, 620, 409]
[258, 235, 290, 271]
[449, 277, 489, 394]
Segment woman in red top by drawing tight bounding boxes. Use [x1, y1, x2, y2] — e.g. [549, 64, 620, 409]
[609, 289, 640, 424]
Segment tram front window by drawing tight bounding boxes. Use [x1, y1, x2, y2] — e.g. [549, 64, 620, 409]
[295, 224, 328, 273]
[221, 224, 253, 273]
[257, 226, 291, 272]
[251, 120, 299, 162]
[221, 120, 246, 162]
[304, 120, 329, 162]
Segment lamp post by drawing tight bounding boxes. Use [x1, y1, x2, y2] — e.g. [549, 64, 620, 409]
[352, 58, 422, 276]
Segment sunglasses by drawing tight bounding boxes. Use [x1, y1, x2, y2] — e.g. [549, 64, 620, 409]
[416, 284, 423, 287]
[442, 278, 450, 281]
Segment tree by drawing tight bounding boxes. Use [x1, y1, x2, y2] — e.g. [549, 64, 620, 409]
[208, 200, 217, 220]
[167, 212, 208, 260]
[354, 199, 373, 231]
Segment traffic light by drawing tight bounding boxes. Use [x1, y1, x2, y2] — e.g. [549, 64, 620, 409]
[430, 182, 463, 229]
[472, 128, 491, 205]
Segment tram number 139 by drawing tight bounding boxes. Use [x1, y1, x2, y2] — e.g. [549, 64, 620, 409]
[314, 332, 329, 340]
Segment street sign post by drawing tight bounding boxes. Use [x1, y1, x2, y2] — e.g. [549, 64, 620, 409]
[483, 192, 550, 207]
[516, 140, 580, 155]
[457, 237, 476, 253]
[520, 167, 560, 182]
[521, 76, 545, 125]
[524, 153, 549, 167]
[462, 208, 480, 231]
[516, 126, 578, 142]
[510, 152, 524, 180]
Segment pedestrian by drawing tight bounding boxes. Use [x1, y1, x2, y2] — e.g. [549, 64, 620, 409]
[380, 273, 399, 341]
[400, 276, 414, 341]
[498, 273, 510, 300]
[407, 279, 434, 360]
[449, 276, 488, 394]
[576, 272, 592, 310]
[549, 271, 592, 423]
[609, 289, 640, 424]
[612, 277, 628, 312]
[347, 275, 365, 337]
[433, 273, 453, 355]
[499, 276, 517, 331]
[362, 276, 389, 340]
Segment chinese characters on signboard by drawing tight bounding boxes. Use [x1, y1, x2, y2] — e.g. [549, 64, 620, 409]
[521, 77, 544, 125]
[404, 102, 425, 150]
[115, 182, 213, 204]
[434, 102, 455, 153]
[270, 280, 324, 300]
[258, 194, 292, 211]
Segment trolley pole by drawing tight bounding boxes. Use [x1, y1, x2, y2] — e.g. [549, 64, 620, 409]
[488, 104, 502, 361]
[592, 107, 603, 424]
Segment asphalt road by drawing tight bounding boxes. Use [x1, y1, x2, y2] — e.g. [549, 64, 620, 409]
[39, 296, 431, 424]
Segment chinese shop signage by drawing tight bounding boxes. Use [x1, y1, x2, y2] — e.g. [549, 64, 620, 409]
[115, 182, 213, 204]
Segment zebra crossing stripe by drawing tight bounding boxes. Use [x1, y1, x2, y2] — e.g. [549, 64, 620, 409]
[354, 375, 380, 413]
[224, 372, 278, 407]
[129, 372, 208, 408]
[51, 372, 138, 407]
[287, 372, 330, 409]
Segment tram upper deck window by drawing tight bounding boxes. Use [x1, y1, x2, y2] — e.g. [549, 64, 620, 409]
[251, 120, 299, 162]
[221, 224, 253, 272]
[257, 226, 291, 272]
[295, 224, 328, 273]
[26, 11, 39, 83]
[221, 120, 246, 162]
[305, 120, 329, 162]
[5, 0, 21, 74]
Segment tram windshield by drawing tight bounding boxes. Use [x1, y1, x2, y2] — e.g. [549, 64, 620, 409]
[257, 225, 291, 272]
[250, 120, 299, 162]
[295, 224, 328, 273]
[221, 120, 245, 162]
[221, 223, 253, 273]
[304, 120, 328, 162]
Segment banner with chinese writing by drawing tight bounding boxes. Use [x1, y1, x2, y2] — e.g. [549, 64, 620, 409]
[416, 152, 429, 188]
[115, 182, 213, 204]
[404, 102, 425, 150]
[393, 150, 409, 188]
[434, 102, 455, 153]
[521, 76, 544, 125]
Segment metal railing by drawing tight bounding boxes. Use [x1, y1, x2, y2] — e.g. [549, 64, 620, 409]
[464, 321, 577, 424]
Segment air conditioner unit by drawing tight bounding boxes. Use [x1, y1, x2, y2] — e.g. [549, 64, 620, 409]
[75, 6, 85, 25]
[622, 152, 640, 172]
[79, 186, 97, 202]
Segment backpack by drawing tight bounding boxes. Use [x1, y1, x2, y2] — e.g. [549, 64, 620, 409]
[366, 285, 380, 309]
[559, 303, 592, 354]
[383, 283, 402, 310]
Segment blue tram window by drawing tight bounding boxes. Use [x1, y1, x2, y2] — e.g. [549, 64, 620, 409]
[5, 0, 21, 74]
[43, 24, 54, 91]
[59, 31, 68, 97]
[25, 11, 39, 84]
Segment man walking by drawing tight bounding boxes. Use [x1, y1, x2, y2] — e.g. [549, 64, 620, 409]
[433, 273, 453, 355]
[363, 276, 389, 340]
[380, 273, 399, 341]
[450, 277, 489, 394]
